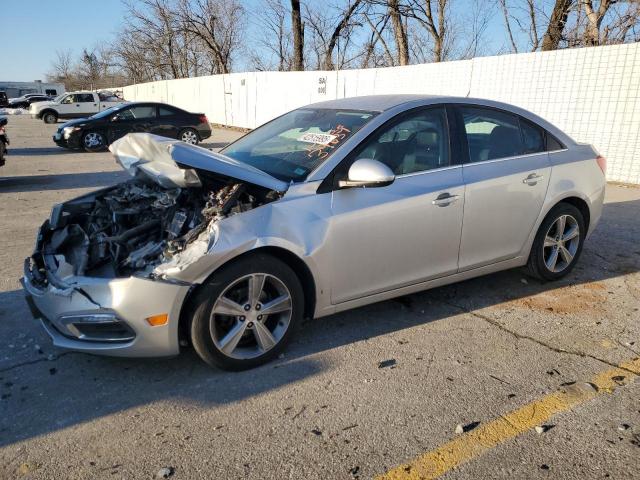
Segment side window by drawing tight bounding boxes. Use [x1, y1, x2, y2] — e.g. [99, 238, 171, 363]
[128, 106, 157, 119]
[77, 94, 94, 102]
[159, 107, 177, 116]
[520, 118, 545, 154]
[354, 107, 450, 175]
[546, 134, 564, 151]
[115, 108, 134, 121]
[61, 95, 74, 104]
[460, 107, 523, 162]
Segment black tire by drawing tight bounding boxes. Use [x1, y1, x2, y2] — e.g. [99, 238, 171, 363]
[527, 202, 585, 281]
[0, 142, 5, 167]
[179, 128, 200, 145]
[82, 131, 107, 152]
[190, 253, 304, 371]
[42, 111, 58, 124]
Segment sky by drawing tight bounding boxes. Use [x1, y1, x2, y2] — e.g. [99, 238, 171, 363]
[3, 0, 130, 81]
[2, 0, 516, 82]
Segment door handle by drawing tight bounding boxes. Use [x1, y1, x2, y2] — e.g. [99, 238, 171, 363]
[523, 173, 543, 185]
[432, 193, 460, 207]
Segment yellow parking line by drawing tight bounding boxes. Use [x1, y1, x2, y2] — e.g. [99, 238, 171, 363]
[378, 358, 640, 480]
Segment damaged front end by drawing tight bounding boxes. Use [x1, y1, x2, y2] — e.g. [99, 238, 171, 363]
[22, 134, 287, 356]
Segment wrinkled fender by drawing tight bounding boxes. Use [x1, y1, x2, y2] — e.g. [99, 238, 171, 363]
[161, 188, 332, 313]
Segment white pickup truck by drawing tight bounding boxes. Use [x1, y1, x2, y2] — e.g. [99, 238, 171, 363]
[31, 91, 126, 124]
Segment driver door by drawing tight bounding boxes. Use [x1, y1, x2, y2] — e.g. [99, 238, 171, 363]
[328, 107, 465, 304]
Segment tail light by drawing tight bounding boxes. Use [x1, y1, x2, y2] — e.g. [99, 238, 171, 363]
[596, 155, 607, 175]
[198, 114, 209, 125]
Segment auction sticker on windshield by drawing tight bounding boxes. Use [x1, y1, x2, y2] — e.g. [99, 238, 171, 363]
[297, 132, 337, 145]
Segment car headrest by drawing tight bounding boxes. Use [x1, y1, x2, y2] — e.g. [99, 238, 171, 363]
[416, 129, 438, 147]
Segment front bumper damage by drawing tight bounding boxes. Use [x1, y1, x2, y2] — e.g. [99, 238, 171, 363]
[22, 259, 190, 357]
[20, 133, 287, 357]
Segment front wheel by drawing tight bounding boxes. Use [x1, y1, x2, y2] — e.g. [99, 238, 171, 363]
[190, 254, 304, 370]
[82, 131, 106, 152]
[527, 203, 585, 281]
[179, 128, 200, 145]
[42, 112, 58, 124]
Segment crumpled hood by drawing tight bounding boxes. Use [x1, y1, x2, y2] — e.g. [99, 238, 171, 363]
[109, 133, 290, 192]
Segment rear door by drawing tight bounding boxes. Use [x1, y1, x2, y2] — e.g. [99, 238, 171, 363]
[328, 106, 465, 303]
[456, 105, 551, 270]
[107, 105, 158, 143]
[76, 93, 98, 116]
[154, 105, 182, 139]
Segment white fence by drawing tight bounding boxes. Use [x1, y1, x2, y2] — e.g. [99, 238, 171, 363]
[122, 43, 640, 184]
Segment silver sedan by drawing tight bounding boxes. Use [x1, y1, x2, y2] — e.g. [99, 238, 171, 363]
[22, 95, 606, 370]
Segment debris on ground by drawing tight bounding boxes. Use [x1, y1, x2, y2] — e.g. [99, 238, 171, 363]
[311, 428, 322, 436]
[535, 424, 555, 434]
[156, 466, 175, 478]
[378, 359, 397, 369]
[618, 424, 631, 431]
[455, 421, 480, 434]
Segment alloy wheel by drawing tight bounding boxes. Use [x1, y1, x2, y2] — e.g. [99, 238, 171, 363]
[181, 130, 198, 144]
[84, 132, 103, 149]
[209, 273, 293, 359]
[543, 214, 580, 273]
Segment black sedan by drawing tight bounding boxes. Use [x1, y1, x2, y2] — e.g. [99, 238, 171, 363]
[53, 102, 212, 152]
[8, 94, 53, 109]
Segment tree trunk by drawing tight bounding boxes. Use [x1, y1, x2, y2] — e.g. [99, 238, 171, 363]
[291, 0, 304, 70]
[541, 0, 573, 51]
[324, 0, 362, 70]
[389, 0, 409, 65]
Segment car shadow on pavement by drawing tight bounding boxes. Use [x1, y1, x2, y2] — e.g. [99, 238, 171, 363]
[0, 171, 129, 193]
[0, 197, 638, 448]
[8, 147, 81, 156]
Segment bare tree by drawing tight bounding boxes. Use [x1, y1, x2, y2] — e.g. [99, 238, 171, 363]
[291, 0, 305, 70]
[362, 10, 395, 66]
[541, 0, 573, 50]
[177, 0, 245, 74]
[388, 0, 410, 65]
[499, 0, 520, 52]
[252, 0, 292, 71]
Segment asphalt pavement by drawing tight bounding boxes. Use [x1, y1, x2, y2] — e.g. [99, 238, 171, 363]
[1, 115, 639, 479]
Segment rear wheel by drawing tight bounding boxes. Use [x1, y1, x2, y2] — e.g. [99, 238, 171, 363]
[82, 131, 106, 152]
[179, 128, 199, 145]
[190, 254, 304, 370]
[0, 142, 5, 167]
[42, 111, 58, 124]
[527, 203, 585, 281]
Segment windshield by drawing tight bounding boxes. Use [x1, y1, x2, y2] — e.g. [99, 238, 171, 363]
[90, 104, 127, 119]
[221, 108, 377, 182]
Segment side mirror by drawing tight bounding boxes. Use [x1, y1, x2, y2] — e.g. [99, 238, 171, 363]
[339, 158, 395, 189]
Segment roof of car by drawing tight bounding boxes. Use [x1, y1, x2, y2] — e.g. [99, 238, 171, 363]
[306, 94, 532, 113]
[305, 94, 575, 148]
[307, 95, 444, 112]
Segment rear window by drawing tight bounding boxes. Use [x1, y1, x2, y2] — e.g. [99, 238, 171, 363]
[460, 107, 523, 162]
[520, 119, 545, 154]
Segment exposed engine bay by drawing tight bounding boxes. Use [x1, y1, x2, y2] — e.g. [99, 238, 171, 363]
[28, 177, 278, 284]
[26, 133, 291, 287]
